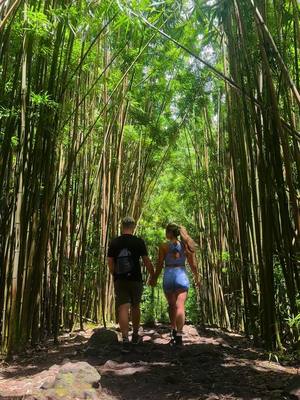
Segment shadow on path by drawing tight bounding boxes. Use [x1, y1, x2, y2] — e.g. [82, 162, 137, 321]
[0, 325, 299, 400]
[85, 326, 298, 400]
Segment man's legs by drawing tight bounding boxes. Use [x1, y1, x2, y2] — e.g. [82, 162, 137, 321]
[131, 303, 141, 335]
[116, 281, 143, 346]
[130, 281, 143, 342]
[118, 303, 130, 339]
[115, 280, 131, 342]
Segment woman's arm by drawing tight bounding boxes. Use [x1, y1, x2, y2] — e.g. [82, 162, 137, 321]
[150, 244, 165, 286]
[187, 252, 200, 287]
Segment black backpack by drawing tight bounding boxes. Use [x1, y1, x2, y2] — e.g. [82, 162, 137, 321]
[115, 248, 135, 277]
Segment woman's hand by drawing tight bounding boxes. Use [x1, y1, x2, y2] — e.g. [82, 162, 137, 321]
[191, 266, 201, 289]
[187, 252, 200, 289]
[194, 275, 201, 289]
[148, 273, 157, 287]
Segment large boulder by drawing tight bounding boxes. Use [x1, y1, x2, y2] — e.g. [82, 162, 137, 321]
[26, 361, 101, 400]
[88, 328, 119, 346]
[85, 328, 119, 356]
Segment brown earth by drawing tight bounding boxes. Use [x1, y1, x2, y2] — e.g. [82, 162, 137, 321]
[0, 325, 299, 400]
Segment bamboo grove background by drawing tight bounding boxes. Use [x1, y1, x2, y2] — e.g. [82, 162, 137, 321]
[0, 0, 299, 355]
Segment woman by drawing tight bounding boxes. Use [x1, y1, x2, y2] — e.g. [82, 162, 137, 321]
[152, 223, 200, 345]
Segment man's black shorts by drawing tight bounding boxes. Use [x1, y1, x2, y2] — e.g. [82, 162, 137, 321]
[114, 280, 143, 307]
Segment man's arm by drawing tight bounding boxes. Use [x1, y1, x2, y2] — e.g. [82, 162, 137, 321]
[140, 239, 154, 281]
[142, 256, 155, 277]
[108, 257, 115, 276]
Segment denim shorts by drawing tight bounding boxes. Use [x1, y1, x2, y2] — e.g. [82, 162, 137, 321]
[163, 267, 190, 293]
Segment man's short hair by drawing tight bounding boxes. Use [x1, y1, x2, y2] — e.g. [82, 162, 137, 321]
[121, 216, 136, 229]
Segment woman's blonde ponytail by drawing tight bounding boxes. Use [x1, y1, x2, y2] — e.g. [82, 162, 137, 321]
[179, 226, 196, 253]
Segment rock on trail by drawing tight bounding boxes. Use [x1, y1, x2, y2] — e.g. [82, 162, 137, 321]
[85, 328, 119, 357]
[25, 361, 101, 399]
[0, 360, 105, 400]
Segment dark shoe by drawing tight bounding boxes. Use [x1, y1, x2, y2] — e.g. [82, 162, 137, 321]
[132, 333, 142, 345]
[169, 330, 183, 346]
[121, 338, 131, 353]
[168, 329, 177, 346]
[175, 334, 183, 346]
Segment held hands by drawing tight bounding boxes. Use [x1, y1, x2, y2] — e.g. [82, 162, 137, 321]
[148, 273, 158, 287]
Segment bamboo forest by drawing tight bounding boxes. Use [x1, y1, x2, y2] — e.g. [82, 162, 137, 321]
[0, 0, 300, 397]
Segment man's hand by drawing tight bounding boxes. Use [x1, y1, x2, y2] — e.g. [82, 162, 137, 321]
[142, 255, 155, 277]
[148, 274, 157, 287]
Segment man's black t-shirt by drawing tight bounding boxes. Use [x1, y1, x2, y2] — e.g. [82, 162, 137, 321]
[107, 234, 148, 281]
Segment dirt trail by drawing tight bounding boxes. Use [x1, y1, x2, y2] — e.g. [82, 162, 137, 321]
[0, 325, 299, 400]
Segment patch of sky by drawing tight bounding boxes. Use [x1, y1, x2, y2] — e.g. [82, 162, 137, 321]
[180, 0, 195, 20]
[187, 56, 204, 72]
[206, 0, 217, 5]
[200, 44, 217, 65]
[204, 81, 213, 92]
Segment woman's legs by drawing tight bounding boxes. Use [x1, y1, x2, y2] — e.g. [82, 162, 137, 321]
[165, 290, 187, 332]
[175, 290, 188, 333]
[164, 268, 189, 339]
[165, 292, 177, 329]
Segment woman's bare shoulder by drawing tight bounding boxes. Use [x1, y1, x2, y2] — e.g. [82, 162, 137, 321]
[159, 242, 169, 252]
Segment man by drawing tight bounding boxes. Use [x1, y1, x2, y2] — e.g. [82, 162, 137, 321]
[107, 216, 154, 352]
